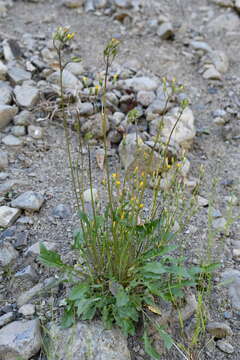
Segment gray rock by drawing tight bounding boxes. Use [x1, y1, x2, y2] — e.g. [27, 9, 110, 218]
[0, 206, 21, 228]
[81, 113, 109, 139]
[119, 133, 163, 173]
[108, 129, 123, 144]
[203, 66, 222, 80]
[2, 40, 22, 61]
[14, 110, 33, 126]
[0, 312, 13, 328]
[48, 321, 131, 360]
[65, 61, 84, 75]
[190, 41, 212, 53]
[112, 111, 125, 126]
[137, 90, 155, 107]
[11, 191, 44, 211]
[0, 151, 8, 169]
[14, 85, 40, 108]
[52, 204, 71, 218]
[0, 82, 12, 105]
[150, 107, 196, 150]
[48, 69, 83, 89]
[114, 0, 131, 8]
[78, 102, 94, 116]
[0, 319, 41, 360]
[233, 248, 240, 261]
[157, 22, 174, 40]
[0, 241, 18, 267]
[94, 0, 107, 8]
[119, 76, 158, 92]
[0, 180, 16, 195]
[85, 0, 95, 11]
[0, 105, 18, 129]
[25, 241, 57, 258]
[17, 283, 44, 307]
[28, 125, 44, 139]
[206, 322, 233, 338]
[222, 269, 240, 310]
[146, 97, 169, 116]
[0, 61, 7, 80]
[7, 66, 31, 85]
[15, 265, 38, 282]
[216, 340, 234, 354]
[2, 134, 23, 146]
[209, 50, 229, 73]
[19, 304, 35, 317]
[11, 125, 26, 136]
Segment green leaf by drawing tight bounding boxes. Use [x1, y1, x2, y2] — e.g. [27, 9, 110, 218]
[116, 288, 129, 307]
[201, 263, 221, 273]
[61, 310, 75, 328]
[143, 331, 160, 360]
[69, 283, 89, 300]
[39, 243, 66, 269]
[72, 229, 84, 249]
[78, 210, 90, 224]
[156, 326, 173, 350]
[71, 56, 81, 63]
[142, 262, 167, 274]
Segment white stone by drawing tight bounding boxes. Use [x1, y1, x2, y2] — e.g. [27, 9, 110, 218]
[28, 125, 44, 139]
[0, 319, 41, 360]
[0, 312, 13, 328]
[19, 304, 35, 316]
[120, 76, 158, 92]
[0, 206, 21, 227]
[0, 83, 12, 105]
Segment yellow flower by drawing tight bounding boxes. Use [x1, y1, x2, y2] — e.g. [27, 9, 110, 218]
[116, 180, 121, 186]
[139, 203, 144, 209]
[112, 173, 117, 178]
[139, 181, 144, 187]
[176, 163, 182, 168]
[131, 196, 136, 202]
[141, 171, 145, 177]
[120, 212, 125, 220]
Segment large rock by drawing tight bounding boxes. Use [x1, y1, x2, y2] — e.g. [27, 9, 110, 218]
[150, 107, 196, 150]
[118, 76, 158, 92]
[48, 69, 83, 89]
[0, 61, 7, 80]
[48, 321, 131, 360]
[11, 191, 44, 211]
[0, 319, 41, 360]
[209, 50, 229, 73]
[119, 133, 163, 173]
[0, 105, 18, 129]
[2, 134, 23, 146]
[14, 85, 40, 107]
